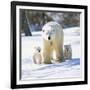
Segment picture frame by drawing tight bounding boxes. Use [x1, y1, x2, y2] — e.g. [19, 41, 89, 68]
[11, 1, 88, 89]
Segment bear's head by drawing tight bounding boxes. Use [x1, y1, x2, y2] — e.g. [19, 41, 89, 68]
[64, 45, 71, 52]
[33, 46, 41, 54]
[42, 21, 60, 41]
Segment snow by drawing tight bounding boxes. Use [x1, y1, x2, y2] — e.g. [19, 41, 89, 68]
[21, 27, 81, 80]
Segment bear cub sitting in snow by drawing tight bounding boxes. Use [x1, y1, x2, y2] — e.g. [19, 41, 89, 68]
[32, 47, 42, 64]
[64, 45, 72, 60]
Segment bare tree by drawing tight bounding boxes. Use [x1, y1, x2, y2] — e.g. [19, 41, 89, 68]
[20, 9, 32, 36]
[25, 10, 32, 36]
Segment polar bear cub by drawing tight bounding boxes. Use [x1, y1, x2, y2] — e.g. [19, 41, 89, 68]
[64, 45, 72, 60]
[32, 47, 42, 64]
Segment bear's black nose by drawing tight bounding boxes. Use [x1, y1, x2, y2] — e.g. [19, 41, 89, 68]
[48, 36, 51, 40]
[38, 50, 40, 52]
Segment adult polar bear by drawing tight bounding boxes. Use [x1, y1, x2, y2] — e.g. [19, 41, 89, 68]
[41, 21, 64, 64]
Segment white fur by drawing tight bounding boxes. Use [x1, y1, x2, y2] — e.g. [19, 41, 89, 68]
[64, 45, 72, 60]
[41, 21, 64, 64]
[32, 47, 42, 64]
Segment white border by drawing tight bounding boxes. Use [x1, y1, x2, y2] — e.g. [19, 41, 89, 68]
[16, 6, 85, 85]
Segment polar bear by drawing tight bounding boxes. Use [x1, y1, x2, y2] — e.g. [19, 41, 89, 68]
[64, 45, 72, 60]
[41, 21, 64, 64]
[32, 47, 42, 64]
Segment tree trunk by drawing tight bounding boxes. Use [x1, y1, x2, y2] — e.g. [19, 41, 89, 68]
[25, 10, 32, 36]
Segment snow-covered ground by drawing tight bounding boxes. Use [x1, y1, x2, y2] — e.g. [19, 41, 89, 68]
[21, 27, 81, 80]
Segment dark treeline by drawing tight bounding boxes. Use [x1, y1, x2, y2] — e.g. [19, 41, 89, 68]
[20, 9, 80, 36]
